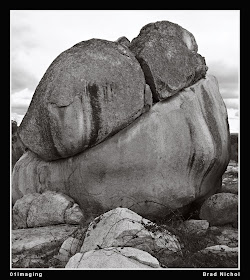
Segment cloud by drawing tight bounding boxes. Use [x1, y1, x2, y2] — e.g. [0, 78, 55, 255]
[11, 57, 39, 93]
[11, 112, 24, 125]
[207, 62, 239, 100]
[227, 108, 238, 118]
[228, 118, 239, 134]
[226, 108, 239, 133]
[11, 88, 33, 117]
[223, 99, 239, 110]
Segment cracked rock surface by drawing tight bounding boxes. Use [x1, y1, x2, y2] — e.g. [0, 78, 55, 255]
[129, 20, 208, 101]
[80, 207, 181, 261]
[66, 247, 161, 268]
[12, 191, 84, 229]
[12, 224, 78, 268]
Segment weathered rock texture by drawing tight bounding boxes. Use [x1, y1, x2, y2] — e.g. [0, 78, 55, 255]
[129, 20, 208, 101]
[18, 39, 146, 161]
[12, 224, 78, 268]
[198, 245, 238, 258]
[12, 191, 84, 229]
[12, 193, 40, 229]
[199, 193, 238, 226]
[12, 76, 230, 219]
[80, 208, 181, 260]
[66, 247, 161, 268]
[178, 219, 209, 235]
[116, 36, 130, 48]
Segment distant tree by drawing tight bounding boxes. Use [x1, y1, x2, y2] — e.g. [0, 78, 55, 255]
[11, 120, 25, 169]
[12, 120, 18, 135]
[230, 134, 238, 162]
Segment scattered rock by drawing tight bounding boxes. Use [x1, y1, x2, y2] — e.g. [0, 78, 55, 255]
[198, 245, 238, 258]
[65, 203, 84, 225]
[219, 182, 238, 195]
[199, 193, 238, 226]
[12, 224, 78, 268]
[55, 227, 86, 265]
[56, 237, 83, 264]
[129, 20, 208, 101]
[18, 39, 146, 161]
[12, 76, 230, 219]
[12, 193, 40, 229]
[12, 191, 84, 228]
[214, 226, 238, 247]
[66, 247, 161, 268]
[178, 219, 209, 235]
[80, 207, 181, 263]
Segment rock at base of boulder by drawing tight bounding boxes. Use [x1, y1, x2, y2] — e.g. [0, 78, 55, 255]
[178, 219, 209, 235]
[80, 208, 181, 264]
[199, 193, 238, 226]
[12, 224, 79, 268]
[198, 245, 238, 258]
[12, 191, 85, 229]
[12, 193, 40, 229]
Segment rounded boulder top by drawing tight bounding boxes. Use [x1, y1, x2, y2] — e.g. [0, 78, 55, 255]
[18, 39, 146, 161]
[129, 20, 208, 101]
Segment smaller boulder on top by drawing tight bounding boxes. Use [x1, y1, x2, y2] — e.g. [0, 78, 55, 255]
[129, 20, 208, 101]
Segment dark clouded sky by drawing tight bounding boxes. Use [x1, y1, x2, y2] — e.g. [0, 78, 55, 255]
[10, 10, 239, 132]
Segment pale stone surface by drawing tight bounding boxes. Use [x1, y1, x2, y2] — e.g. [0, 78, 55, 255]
[179, 219, 209, 235]
[27, 191, 74, 227]
[18, 39, 146, 161]
[199, 193, 238, 226]
[66, 247, 161, 268]
[12, 76, 230, 219]
[56, 237, 83, 263]
[129, 20, 207, 101]
[198, 245, 238, 258]
[80, 208, 181, 260]
[12, 191, 84, 229]
[12, 224, 78, 268]
[12, 193, 40, 229]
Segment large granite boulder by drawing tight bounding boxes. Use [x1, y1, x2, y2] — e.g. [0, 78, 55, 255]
[12, 75, 230, 220]
[129, 20, 208, 101]
[18, 39, 146, 161]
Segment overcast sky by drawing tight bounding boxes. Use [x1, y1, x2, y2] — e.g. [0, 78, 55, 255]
[10, 10, 240, 133]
